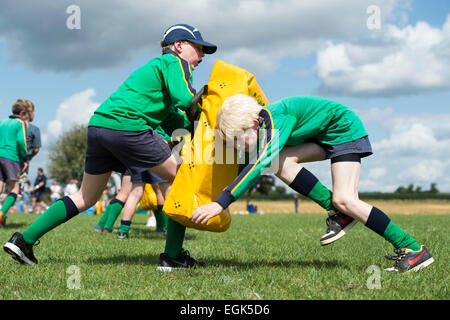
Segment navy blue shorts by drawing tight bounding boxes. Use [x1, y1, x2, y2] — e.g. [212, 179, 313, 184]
[124, 168, 167, 184]
[315, 136, 373, 162]
[84, 126, 172, 176]
[33, 189, 45, 202]
[0, 157, 20, 182]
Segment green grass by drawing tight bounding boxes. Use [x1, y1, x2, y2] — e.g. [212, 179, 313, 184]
[0, 212, 448, 300]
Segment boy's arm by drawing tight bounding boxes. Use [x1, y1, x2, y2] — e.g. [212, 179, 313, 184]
[161, 106, 192, 134]
[156, 107, 192, 147]
[16, 119, 28, 159]
[29, 125, 42, 160]
[214, 111, 297, 209]
[164, 57, 196, 111]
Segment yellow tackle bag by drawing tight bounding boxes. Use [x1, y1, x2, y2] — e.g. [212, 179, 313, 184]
[163, 60, 269, 232]
[139, 184, 158, 211]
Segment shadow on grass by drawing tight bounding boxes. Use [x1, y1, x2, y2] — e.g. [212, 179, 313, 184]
[129, 228, 197, 241]
[0, 222, 28, 230]
[47, 253, 161, 265]
[48, 253, 345, 270]
[205, 257, 347, 270]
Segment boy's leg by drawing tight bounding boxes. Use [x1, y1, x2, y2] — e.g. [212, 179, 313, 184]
[276, 143, 356, 244]
[0, 181, 20, 226]
[331, 161, 433, 272]
[4, 172, 110, 264]
[95, 203, 111, 230]
[154, 204, 168, 232]
[150, 157, 204, 270]
[102, 175, 131, 232]
[102, 199, 125, 232]
[277, 143, 334, 210]
[156, 180, 185, 257]
[152, 184, 168, 232]
[117, 182, 144, 238]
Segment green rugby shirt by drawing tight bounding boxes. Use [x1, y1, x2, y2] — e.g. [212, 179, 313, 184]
[214, 96, 368, 208]
[88, 50, 195, 139]
[0, 115, 28, 162]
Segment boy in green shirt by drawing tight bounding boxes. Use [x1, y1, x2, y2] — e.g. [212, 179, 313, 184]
[4, 24, 216, 265]
[0, 100, 29, 227]
[190, 94, 434, 273]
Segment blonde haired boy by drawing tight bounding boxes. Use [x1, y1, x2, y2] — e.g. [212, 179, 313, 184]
[191, 94, 434, 273]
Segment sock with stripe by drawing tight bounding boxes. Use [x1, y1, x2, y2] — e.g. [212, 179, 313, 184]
[154, 204, 168, 231]
[288, 168, 334, 211]
[119, 219, 131, 234]
[1, 192, 18, 217]
[22, 196, 79, 245]
[164, 218, 186, 258]
[365, 206, 421, 251]
[104, 199, 125, 231]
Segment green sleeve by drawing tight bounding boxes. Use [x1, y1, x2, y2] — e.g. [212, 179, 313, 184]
[164, 56, 196, 111]
[157, 107, 193, 146]
[161, 107, 192, 134]
[214, 110, 297, 208]
[154, 126, 173, 147]
[16, 120, 28, 159]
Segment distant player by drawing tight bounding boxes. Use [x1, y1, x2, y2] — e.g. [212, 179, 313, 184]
[0, 100, 29, 227]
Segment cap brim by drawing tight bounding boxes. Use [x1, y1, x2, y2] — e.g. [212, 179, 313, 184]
[190, 39, 217, 54]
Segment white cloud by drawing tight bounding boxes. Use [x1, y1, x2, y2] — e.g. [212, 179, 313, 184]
[0, 0, 406, 74]
[357, 107, 450, 191]
[41, 88, 99, 146]
[368, 167, 387, 180]
[398, 159, 449, 183]
[372, 117, 450, 157]
[316, 15, 450, 96]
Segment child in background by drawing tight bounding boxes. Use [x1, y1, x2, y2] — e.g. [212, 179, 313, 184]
[0, 100, 29, 227]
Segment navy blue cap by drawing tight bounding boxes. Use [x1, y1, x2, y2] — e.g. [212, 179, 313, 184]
[161, 24, 217, 54]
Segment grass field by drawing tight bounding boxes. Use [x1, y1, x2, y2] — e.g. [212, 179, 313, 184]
[0, 208, 448, 300]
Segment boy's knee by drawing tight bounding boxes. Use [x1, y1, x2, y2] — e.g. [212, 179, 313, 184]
[332, 194, 355, 213]
[71, 191, 96, 212]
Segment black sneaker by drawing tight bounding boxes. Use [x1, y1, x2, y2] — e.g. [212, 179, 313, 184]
[384, 246, 434, 273]
[157, 249, 206, 272]
[3, 232, 38, 265]
[117, 232, 129, 239]
[320, 210, 357, 246]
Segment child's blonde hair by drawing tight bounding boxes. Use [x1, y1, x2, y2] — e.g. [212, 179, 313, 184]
[216, 94, 262, 141]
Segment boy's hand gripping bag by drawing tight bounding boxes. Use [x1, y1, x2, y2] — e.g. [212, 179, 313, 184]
[163, 60, 269, 232]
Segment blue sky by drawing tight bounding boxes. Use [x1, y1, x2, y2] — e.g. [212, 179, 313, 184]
[1, 0, 449, 192]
